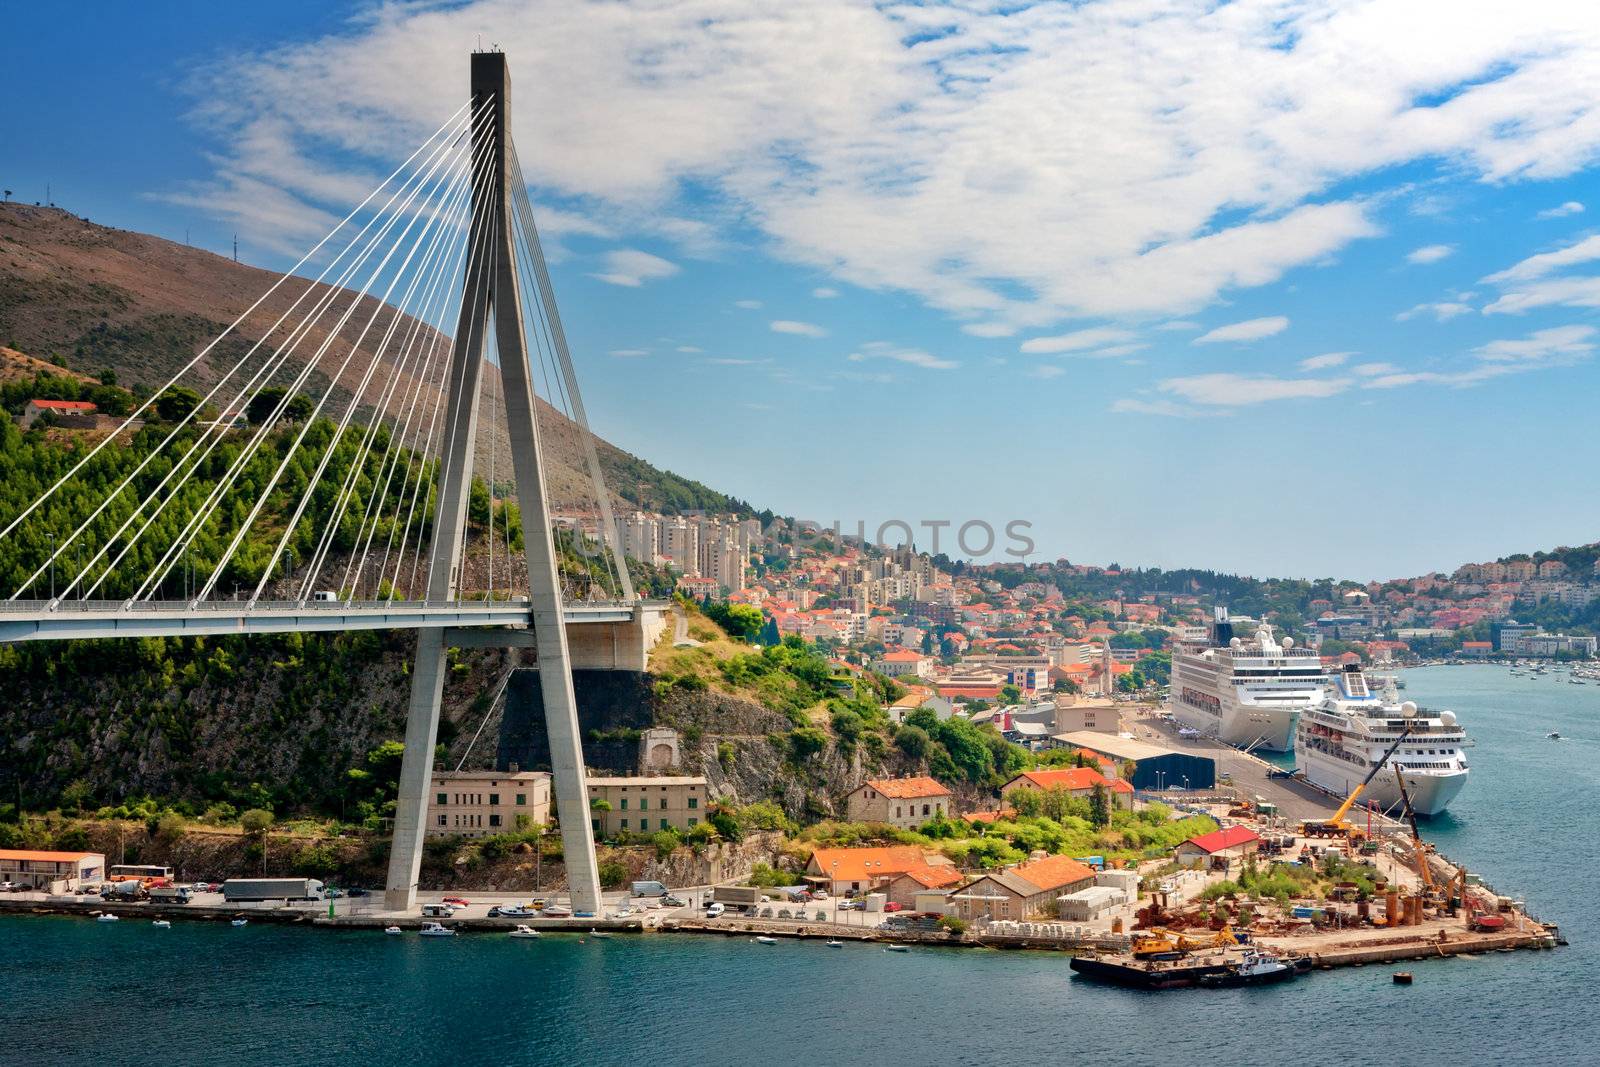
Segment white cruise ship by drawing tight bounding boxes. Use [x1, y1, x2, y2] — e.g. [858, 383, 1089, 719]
[1168, 611, 1325, 751]
[1296, 665, 1469, 816]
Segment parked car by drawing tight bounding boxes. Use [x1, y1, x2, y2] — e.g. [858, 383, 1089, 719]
[189, 881, 211, 892]
[207, 883, 224, 893]
[706, 902, 726, 918]
[661, 896, 686, 908]
[347, 887, 370, 897]
[838, 900, 861, 911]
[0, 881, 18, 892]
[324, 888, 345, 899]
[883, 902, 904, 912]
[442, 897, 471, 906]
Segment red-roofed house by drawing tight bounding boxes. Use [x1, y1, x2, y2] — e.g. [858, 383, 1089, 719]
[999, 767, 1133, 809]
[21, 398, 97, 429]
[0, 848, 106, 890]
[846, 776, 954, 828]
[804, 845, 956, 895]
[875, 647, 931, 679]
[882, 862, 965, 907]
[1174, 825, 1261, 867]
[950, 854, 1098, 921]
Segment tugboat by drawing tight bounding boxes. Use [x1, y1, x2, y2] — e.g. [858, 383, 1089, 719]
[1198, 950, 1299, 988]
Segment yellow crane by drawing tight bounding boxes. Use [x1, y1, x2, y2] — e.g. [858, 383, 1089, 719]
[1301, 707, 1418, 839]
[1392, 766, 1435, 893]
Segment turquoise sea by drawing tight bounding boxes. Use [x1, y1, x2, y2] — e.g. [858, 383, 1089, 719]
[3, 665, 1596, 1066]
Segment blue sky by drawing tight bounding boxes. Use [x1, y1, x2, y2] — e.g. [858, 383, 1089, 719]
[6, 2, 1600, 581]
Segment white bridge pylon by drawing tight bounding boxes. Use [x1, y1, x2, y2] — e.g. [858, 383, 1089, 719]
[0, 52, 625, 915]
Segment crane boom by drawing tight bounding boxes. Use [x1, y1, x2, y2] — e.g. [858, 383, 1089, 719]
[1323, 723, 1414, 829]
[1392, 766, 1434, 890]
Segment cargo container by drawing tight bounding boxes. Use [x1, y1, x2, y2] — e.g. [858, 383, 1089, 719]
[222, 878, 324, 902]
[712, 885, 761, 907]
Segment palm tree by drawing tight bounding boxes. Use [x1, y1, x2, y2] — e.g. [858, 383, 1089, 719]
[2, 190, 11, 202]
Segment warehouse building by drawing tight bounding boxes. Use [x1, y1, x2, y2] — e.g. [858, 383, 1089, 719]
[1054, 731, 1216, 792]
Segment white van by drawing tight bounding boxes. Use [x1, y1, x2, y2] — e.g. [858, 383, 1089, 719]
[311, 591, 339, 602]
[421, 903, 458, 918]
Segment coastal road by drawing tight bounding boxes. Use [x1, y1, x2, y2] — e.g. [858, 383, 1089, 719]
[1125, 706, 1363, 827]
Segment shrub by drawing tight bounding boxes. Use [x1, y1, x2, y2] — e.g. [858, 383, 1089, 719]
[598, 860, 629, 889]
[240, 809, 275, 835]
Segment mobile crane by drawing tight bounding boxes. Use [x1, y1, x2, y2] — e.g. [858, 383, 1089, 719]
[1300, 702, 1419, 840]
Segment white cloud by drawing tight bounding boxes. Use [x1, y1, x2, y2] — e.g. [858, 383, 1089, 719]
[1193, 316, 1289, 344]
[846, 341, 958, 370]
[1396, 301, 1474, 321]
[770, 319, 828, 338]
[812, 286, 839, 299]
[1155, 320, 1202, 332]
[1111, 397, 1210, 417]
[961, 322, 1017, 338]
[675, 345, 703, 353]
[1482, 276, 1600, 314]
[1363, 325, 1594, 389]
[733, 299, 763, 310]
[609, 348, 650, 358]
[182, 2, 1600, 329]
[1160, 373, 1351, 406]
[1536, 201, 1585, 220]
[1352, 361, 1400, 376]
[1092, 343, 1148, 359]
[1406, 244, 1455, 265]
[1299, 351, 1354, 370]
[1019, 326, 1135, 354]
[1029, 365, 1065, 379]
[1483, 234, 1600, 284]
[1474, 324, 1595, 363]
[589, 248, 679, 287]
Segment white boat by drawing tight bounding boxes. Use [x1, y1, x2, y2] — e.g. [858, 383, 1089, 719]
[230, 918, 248, 927]
[1169, 611, 1325, 752]
[588, 929, 612, 938]
[383, 925, 403, 935]
[825, 940, 844, 948]
[419, 922, 456, 937]
[151, 919, 171, 928]
[753, 935, 779, 944]
[884, 944, 910, 953]
[95, 912, 119, 923]
[509, 925, 541, 939]
[1295, 665, 1469, 816]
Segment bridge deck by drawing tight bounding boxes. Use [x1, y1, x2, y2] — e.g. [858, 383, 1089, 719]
[0, 599, 651, 642]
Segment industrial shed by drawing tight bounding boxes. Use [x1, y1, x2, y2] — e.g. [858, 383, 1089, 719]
[1055, 731, 1216, 792]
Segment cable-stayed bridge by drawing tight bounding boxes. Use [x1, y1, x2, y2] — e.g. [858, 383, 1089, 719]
[0, 52, 657, 913]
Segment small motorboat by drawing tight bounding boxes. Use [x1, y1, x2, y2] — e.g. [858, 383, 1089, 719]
[95, 912, 120, 923]
[384, 925, 404, 935]
[753, 935, 779, 944]
[230, 918, 249, 927]
[588, 929, 612, 939]
[151, 919, 172, 929]
[1548, 732, 1562, 740]
[419, 922, 456, 937]
[883, 944, 910, 953]
[1198, 950, 1297, 988]
[509, 925, 542, 939]
[1393, 971, 1414, 985]
[825, 940, 844, 948]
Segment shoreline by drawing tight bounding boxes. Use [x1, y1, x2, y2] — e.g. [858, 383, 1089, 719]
[0, 895, 1561, 974]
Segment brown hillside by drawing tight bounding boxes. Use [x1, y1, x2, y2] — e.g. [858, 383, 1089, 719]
[0, 203, 741, 515]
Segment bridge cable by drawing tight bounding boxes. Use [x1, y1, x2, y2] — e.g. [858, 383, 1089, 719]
[240, 137, 482, 605]
[123, 111, 487, 603]
[509, 143, 634, 601]
[0, 101, 473, 553]
[295, 146, 486, 603]
[66, 113, 483, 603]
[18, 107, 480, 602]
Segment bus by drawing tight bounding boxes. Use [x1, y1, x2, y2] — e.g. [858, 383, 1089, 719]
[108, 864, 174, 885]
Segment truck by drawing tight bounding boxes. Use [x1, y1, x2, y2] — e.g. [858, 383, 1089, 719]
[222, 878, 324, 903]
[712, 885, 761, 909]
[148, 886, 192, 904]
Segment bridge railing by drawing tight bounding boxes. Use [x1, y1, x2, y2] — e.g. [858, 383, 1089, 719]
[0, 597, 652, 615]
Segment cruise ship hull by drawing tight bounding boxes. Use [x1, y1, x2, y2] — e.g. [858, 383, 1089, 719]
[1296, 754, 1469, 816]
[1171, 698, 1302, 752]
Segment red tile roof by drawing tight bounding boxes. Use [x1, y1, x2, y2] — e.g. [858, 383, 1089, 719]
[0, 848, 102, 862]
[1009, 767, 1111, 792]
[862, 776, 950, 800]
[805, 846, 952, 883]
[1183, 825, 1262, 854]
[29, 399, 96, 411]
[1011, 853, 1097, 893]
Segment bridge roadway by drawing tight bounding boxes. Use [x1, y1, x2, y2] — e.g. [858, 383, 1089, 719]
[0, 598, 667, 653]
